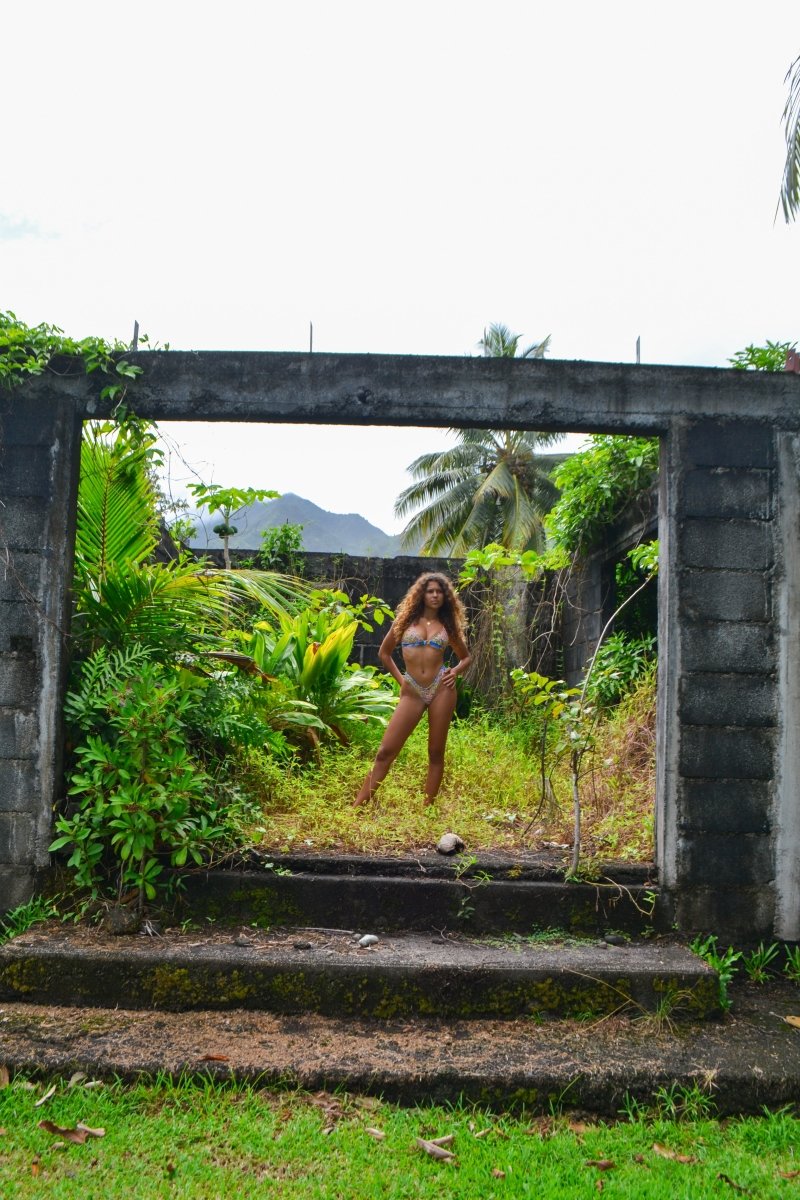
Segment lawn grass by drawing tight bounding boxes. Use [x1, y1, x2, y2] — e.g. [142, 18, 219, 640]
[245, 681, 655, 865]
[1, 1076, 798, 1198]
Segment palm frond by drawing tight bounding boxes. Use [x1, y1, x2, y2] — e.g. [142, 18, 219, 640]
[75, 431, 159, 578]
[780, 55, 800, 223]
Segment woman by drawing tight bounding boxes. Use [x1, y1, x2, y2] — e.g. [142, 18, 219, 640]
[356, 572, 471, 805]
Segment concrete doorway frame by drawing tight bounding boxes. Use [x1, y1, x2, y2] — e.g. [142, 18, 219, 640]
[1, 350, 797, 940]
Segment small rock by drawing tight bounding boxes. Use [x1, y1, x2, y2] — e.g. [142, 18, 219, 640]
[436, 833, 465, 856]
[234, 934, 254, 948]
[293, 941, 313, 950]
[603, 934, 627, 947]
[103, 906, 141, 936]
[358, 934, 379, 948]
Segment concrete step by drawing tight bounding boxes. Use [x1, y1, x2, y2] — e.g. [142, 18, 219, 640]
[170, 853, 658, 937]
[0, 926, 717, 1021]
[3, 980, 796, 1115]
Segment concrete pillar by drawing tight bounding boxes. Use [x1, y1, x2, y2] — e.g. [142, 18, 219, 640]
[775, 432, 800, 940]
[0, 392, 82, 911]
[660, 419, 777, 938]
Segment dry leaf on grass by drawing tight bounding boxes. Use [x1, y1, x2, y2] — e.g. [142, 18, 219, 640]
[585, 1159, 616, 1171]
[68, 1072, 87, 1088]
[524, 1116, 554, 1139]
[492, 1168, 506, 1178]
[415, 1137, 456, 1162]
[717, 1174, 751, 1193]
[0, 1065, 9, 1088]
[31, 1156, 41, 1177]
[652, 1142, 697, 1164]
[38, 1120, 105, 1145]
[569, 1120, 595, 1135]
[199, 1054, 230, 1063]
[782, 1015, 800, 1029]
[33, 1084, 56, 1108]
[473, 1128, 493, 1139]
[779, 1169, 800, 1180]
[427, 1135, 455, 1148]
[364, 1128, 386, 1141]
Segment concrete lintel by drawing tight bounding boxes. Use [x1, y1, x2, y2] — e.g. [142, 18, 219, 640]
[18, 352, 800, 433]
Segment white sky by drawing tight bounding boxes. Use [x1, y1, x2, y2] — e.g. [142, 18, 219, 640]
[3, 1, 798, 533]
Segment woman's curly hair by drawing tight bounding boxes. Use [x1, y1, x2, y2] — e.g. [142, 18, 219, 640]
[393, 573, 467, 643]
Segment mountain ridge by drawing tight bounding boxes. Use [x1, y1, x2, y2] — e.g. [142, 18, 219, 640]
[189, 492, 419, 557]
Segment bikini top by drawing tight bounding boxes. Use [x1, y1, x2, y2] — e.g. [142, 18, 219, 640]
[400, 625, 449, 651]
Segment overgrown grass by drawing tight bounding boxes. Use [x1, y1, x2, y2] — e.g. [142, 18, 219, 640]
[245, 678, 656, 864]
[1, 1076, 798, 1198]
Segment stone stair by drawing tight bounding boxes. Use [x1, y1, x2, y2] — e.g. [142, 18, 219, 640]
[0, 854, 719, 1022]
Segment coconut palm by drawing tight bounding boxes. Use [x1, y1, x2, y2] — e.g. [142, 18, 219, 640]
[478, 322, 551, 360]
[779, 55, 800, 222]
[395, 325, 563, 555]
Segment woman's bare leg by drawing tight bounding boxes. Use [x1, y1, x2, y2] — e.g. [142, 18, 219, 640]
[424, 684, 457, 803]
[355, 692, 426, 803]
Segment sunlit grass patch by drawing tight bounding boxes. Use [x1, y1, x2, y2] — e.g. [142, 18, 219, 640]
[245, 681, 656, 864]
[1, 1075, 798, 1199]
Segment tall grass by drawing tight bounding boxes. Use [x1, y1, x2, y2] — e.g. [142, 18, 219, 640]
[245, 676, 656, 863]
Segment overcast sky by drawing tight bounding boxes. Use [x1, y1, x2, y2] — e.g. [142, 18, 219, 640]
[3, 1, 798, 532]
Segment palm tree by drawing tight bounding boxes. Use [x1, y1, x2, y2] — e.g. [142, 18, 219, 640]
[779, 55, 800, 222]
[395, 325, 564, 554]
[478, 322, 550, 360]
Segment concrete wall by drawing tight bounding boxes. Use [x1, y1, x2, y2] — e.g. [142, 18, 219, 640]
[562, 488, 659, 686]
[0, 391, 82, 909]
[3, 352, 800, 939]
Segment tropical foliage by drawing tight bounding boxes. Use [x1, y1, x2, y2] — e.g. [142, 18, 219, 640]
[478, 321, 550, 359]
[188, 482, 280, 569]
[396, 324, 563, 555]
[779, 54, 800, 222]
[55, 413, 396, 904]
[396, 428, 565, 554]
[545, 434, 659, 554]
[728, 340, 797, 372]
[228, 607, 396, 749]
[52, 647, 226, 903]
[0, 309, 141, 407]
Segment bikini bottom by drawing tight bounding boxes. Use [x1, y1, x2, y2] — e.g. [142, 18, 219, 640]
[403, 666, 446, 706]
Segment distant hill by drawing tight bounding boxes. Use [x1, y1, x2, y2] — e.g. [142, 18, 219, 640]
[189, 493, 420, 557]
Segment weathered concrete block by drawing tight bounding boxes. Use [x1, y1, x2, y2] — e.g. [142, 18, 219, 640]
[0, 447, 53, 499]
[0, 498, 51, 552]
[679, 570, 769, 623]
[0, 600, 41, 650]
[678, 780, 771, 834]
[678, 519, 773, 571]
[679, 727, 774, 779]
[670, 886, 774, 939]
[0, 653, 38, 706]
[0, 866, 36, 913]
[684, 421, 774, 470]
[0, 552, 41, 603]
[0, 710, 38, 758]
[0, 760, 38, 811]
[0, 401, 65, 447]
[683, 469, 772, 521]
[0, 812, 36, 863]
[676, 833, 774, 887]
[682, 622, 775, 674]
[679, 673, 776, 727]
